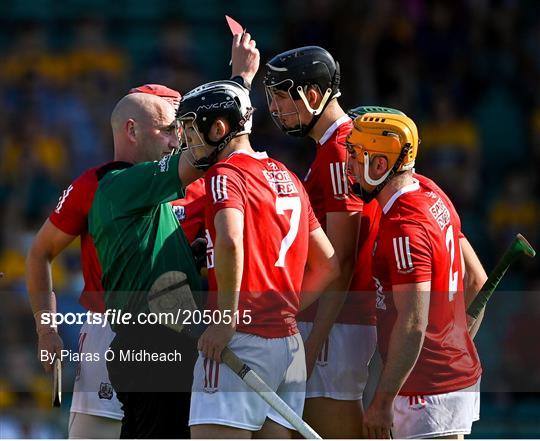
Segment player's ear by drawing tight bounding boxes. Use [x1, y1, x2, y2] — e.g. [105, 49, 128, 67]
[306, 86, 320, 108]
[371, 156, 389, 179]
[209, 118, 229, 142]
[126, 119, 137, 143]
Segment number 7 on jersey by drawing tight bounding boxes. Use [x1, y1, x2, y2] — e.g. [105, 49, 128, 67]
[275, 197, 301, 267]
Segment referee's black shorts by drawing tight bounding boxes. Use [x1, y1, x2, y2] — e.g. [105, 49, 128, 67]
[107, 323, 198, 439]
[116, 391, 192, 439]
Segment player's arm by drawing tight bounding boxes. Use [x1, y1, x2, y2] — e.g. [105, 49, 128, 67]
[26, 220, 76, 372]
[300, 226, 340, 310]
[178, 152, 205, 188]
[303, 212, 359, 374]
[197, 207, 244, 363]
[461, 237, 487, 338]
[231, 32, 260, 86]
[365, 281, 431, 438]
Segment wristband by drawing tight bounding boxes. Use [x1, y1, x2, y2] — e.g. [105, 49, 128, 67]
[230, 75, 252, 91]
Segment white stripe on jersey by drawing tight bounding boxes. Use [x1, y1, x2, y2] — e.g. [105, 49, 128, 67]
[398, 237, 407, 270]
[211, 175, 228, 202]
[211, 176, 218, 202]
[220, 175, 228, 200]
[393, 236, 414, 271]
[335, 163, 343, 194]
[404, 236, 413, 268]
[329, 162, 348, 197]
[329, 164, 338, 196]
[54, 184, 74, 214]
[393, 237, 402, 270]
[341, 162, 348, 195]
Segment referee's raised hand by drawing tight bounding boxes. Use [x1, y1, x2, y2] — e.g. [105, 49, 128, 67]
[231, 32, 260, 88]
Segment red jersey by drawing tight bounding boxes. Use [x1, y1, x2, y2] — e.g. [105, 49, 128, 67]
[171, 177, 206, 243]
[373, 175, 481, 395]
[49, 162, 129, 313]
[299, 116, 370, 324]
[348, 200, 381, 326]
[204, 150, 320, 338]
[414, 173, 467, 242]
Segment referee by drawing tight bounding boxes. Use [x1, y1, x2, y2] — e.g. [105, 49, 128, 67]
[89, 92, 202, 438]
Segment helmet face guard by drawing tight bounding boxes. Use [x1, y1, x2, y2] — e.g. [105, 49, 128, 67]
[177, 113, 217, 171]
[264, 79, 305, 136]
[176, 80, 254, 170]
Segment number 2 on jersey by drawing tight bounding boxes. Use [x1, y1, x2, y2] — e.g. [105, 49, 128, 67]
[445, 225, 458, 301]
[275, 196, 301, 267]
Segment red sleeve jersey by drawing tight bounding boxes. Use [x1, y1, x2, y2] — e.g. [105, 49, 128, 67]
[204, 150, 320, 338]
[171, 177, 206, 243]
[348, 200, 381, 326]
[48, 163, 123, 313]
[299, 116, 372, 324]
[373, 175, 481, 395]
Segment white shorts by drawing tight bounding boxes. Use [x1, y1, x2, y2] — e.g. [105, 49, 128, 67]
[298, 322, 377, 400]
[393, 378, 481, 439]
[70, 320, 123, 420]
[189, 332, 306, 431]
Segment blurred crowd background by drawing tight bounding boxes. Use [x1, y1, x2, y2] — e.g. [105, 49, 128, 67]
[0, 0, 539, 437]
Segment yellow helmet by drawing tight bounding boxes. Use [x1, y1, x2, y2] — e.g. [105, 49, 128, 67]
[345, 112, 419, 201]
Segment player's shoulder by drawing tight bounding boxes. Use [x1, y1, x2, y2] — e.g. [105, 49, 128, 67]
[94, 160, 134, 183]
[215, 150, 281, 175]
[319, 116, 352, 147]
[415, 172, 459, 215]
[207, 157, 245, 179]
[381, 181, 432, 229]
[383, 178, 460, 245]
[218, 150, 259, 168]
[264, 155, 297, 175]
[317, 117, 352, 163]
[68, 162, 118, 195]
[72, 163, 103, 185]
[334, 117, 354, 141]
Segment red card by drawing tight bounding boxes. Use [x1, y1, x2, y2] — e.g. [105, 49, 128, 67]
[225, 15, 244, 35]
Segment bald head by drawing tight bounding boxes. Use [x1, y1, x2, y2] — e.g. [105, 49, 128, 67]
[111, 93, 178, 163]
[111, 93, 171, 131]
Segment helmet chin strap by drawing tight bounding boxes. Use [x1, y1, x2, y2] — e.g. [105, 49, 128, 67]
[297, 87, 333, 116]
[352, 144, 412, 203]
[363, 151, 392, 186]
[192, 107, 254, 170]
[291, 86, 339, 138]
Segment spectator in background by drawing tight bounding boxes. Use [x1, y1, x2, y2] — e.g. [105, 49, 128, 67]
[532, 108, 540, 166]
[65, 18, 129, 173]
[142, 19, 201, 93]
[0, 23, 57, 87]
[489, 170, 539, 258]
[501, 281, 540, 395]
[418, 94, 480, 210]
